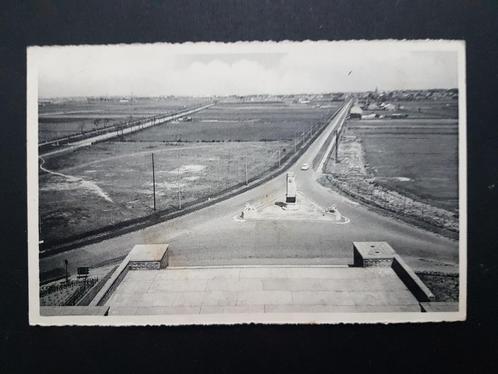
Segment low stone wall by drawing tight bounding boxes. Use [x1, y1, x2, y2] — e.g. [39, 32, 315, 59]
[353, 250, 394, 267]
[77, 265, 118, 306]
[90, 244, 170, 306]
[129, 261, 161, 270]
[353, 242, 395, 268]
[90, 254, 132, 307]
[353, 241, 436, 303]
[391, 255, 435, 302]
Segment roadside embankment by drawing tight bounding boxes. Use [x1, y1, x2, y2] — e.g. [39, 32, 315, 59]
[319, 133, 459, 239]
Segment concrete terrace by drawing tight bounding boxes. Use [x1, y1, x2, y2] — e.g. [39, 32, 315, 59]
[106, 266, 421, 315]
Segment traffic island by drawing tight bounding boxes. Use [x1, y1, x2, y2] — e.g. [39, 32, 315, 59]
[238, 191, 349, 223]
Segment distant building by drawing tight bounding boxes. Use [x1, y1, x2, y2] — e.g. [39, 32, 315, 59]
[349, 105, 363, 119]
[361, 113, 377, 120]
[390, 113, 408, 119]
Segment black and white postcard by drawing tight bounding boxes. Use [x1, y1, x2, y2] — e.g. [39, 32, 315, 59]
[27, 40, 466, 325]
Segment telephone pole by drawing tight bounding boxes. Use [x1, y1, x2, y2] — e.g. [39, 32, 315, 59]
[151, 153, 156, 211]
[177, 151, 182, 209]
[64, 259, 69, 283]
[334, 130, 339, 163]
[226, 150, 231, 187]
[236, 153, 239, 183]
[245, 154, 248, 185]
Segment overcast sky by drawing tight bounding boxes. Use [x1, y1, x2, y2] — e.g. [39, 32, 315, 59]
[31, 41, 460, 98]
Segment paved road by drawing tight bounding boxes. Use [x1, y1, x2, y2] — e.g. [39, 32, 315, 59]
[40, 101, 458, 274]
[41, 104, 214, 158]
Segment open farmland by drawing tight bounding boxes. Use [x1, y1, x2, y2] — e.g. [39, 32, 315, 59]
[38, 97, 207, 142]
[348, 119, 458, 211]
[321, 98, 459, 238]
[324, 97, 459, 222]
[39, 101, 337, 247]
[123, 102, 338, 142]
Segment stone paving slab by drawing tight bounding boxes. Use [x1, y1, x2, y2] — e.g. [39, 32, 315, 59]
[237, 290, 294, 306]
[200, 305, 265, 314]
[264, 304, 421, 313]
[155, 268, 241, 281]
[108, 306, 138, 316]
[148, 279, 209, 292]
[107, 266, 421, 315]
[206, 278, 263, 292]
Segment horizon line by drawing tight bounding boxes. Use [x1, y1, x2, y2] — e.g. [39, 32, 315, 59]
[39, 87, 458, 100]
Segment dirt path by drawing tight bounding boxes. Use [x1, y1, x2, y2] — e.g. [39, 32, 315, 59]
[39, 156, 114, 203]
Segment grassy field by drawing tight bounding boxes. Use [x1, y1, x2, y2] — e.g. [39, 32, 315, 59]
[416, 272, 459, 302]
[38, 97, 206, 142]
[344, 97, 459, 214]
[40, 140, 292, 244]
[124, 102, 337, 142]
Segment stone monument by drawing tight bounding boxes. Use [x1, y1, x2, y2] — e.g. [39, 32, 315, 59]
[286, 172, 296, 204]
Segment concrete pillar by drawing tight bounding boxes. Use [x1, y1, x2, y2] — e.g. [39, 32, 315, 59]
[353, 242, 395, 267]
[286, 172, 296, 204]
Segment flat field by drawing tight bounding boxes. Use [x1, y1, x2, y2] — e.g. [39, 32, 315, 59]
[40, 140, 291, 244]
[39, 101, 336, 246]
[347, 118, 458, 211]
[124, 102, 337, 142]
[38, 97, 206, 142]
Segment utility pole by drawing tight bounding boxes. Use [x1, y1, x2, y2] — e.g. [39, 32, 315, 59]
[335, 130, 339, 163]
[217, 157, 221, 186]
[236, 152, 239, 183]
[227, 150, 230, 187]
[177, 150, 182, 209]
[151, 153, 156, 211]
[64, 259, 69, 283]
[245, 154, 248, 185]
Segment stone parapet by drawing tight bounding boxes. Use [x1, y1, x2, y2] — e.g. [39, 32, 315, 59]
[353, 241, 436, 303]
[353, 241, 395, 267]
[128, 244, 169, 270]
